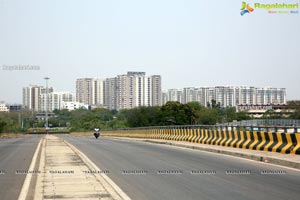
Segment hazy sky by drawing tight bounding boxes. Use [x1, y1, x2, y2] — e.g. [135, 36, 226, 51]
[0, 0, 299, 103]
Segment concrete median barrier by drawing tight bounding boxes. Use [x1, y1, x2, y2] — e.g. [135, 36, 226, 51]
[100, 127, 300, 155]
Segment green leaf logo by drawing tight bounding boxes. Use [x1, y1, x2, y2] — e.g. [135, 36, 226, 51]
[241, 1, 247, 10]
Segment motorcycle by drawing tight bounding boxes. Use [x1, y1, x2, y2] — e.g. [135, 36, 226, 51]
[94, 132, 100, 139]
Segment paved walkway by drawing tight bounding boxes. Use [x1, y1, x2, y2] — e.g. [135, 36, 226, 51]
[34, 135, 130, 200]
[108, 137, 300, 170]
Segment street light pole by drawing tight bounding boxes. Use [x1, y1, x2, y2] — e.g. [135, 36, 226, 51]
[44, 77, 50, 130]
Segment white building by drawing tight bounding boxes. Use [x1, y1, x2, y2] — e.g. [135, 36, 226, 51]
[164, 86, 286, 108]
[166, 89, 183, 102]
[22, 85, 54, 111]
[129, 72, 151, 108]
[61, 102, 89, 111]
[0, 104, 9, 112]
[162, 90, 168, 105]
[40, 92, 75, 112]
[92, 79, 105, 106]
[183, 87, 196, 104]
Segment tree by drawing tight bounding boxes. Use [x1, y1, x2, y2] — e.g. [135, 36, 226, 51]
[236, 111, 251, 121]
[288, 101, 300, 119]
[110, 109, 118, 115]
[198, 108, 219, 125]
[92, 107, 113, 121]
[160, 101, 182, 125]
[0, 117, 7, 133]
[225, 107, 237, 122]
[187, 102, 204, 111]
[211, 99, 221, 109]
[126, 106, 160, 127]
[160, 101, 196, 125]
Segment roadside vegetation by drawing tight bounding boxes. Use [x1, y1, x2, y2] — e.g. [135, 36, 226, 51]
[0, 101, 300, 133]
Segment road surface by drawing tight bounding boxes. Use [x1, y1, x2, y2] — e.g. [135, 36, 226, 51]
[59, 135, 300, 200]
[0, 135, 42, 200]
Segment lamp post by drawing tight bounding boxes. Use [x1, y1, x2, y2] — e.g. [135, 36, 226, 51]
[44, 77, 50, 131]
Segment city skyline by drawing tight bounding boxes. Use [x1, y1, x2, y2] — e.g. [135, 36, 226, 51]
[20, 69, 288, 112]
[0, 71, 296, 104]
[1, 0, 299, 103]
[20, 80, 287, 112]
[21, 71, 162, 111]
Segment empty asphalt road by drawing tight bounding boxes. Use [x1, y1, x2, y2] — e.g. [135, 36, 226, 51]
[0, 135, 42, 200]
[59, 135, 300, 200]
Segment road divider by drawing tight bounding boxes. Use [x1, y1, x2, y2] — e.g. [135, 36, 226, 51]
[19, 135, 131, 200]
[101, 128, 300, 155]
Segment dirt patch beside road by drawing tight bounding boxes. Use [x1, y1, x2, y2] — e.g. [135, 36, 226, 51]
[0, 133, 27, 138]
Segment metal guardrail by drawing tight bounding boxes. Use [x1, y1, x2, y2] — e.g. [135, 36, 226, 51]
[221, 119, 300, 127]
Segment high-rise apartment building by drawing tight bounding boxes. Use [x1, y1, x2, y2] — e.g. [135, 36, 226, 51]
[166, 89, 183, 103]
[22, 85, 76, 112]
[76, 78, 105, 106]
[164, 86, 286, 108]
[183, 87, 196, 104]
[22, 85, 53, 111]
[102, 72, 161, 110]
[92, 79, 105, 106]
[151, 75, 162, 106]
[76, 78, 93, 105]
[105, 77, 118, 110]
[23, 72, 160, 112]
[128, 72, 150, 108]
[214, 86, 236, 107]
[162, 90, 168, 105]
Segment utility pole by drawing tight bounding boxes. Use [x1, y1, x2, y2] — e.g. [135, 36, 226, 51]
[44, 77, 50, 131]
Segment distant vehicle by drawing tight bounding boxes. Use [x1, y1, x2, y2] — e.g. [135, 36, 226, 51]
[94, 128, 100, 139]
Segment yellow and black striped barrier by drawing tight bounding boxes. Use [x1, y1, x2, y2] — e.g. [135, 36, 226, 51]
[103, 127, 300, 155]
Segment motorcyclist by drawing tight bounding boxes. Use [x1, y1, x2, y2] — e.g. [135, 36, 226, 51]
[94, 128, 100, 139]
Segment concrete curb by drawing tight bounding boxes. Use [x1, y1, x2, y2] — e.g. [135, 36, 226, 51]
[105, 136, 300, 170]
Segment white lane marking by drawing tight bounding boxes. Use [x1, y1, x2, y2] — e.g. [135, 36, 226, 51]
[65, 140, 131, 200]
[34, 136, 46, 200]
[18, 137, 43, 200]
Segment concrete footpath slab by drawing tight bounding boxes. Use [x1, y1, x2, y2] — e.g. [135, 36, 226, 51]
[34, 135, 131, 200]
[106, 137, 300, 170]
